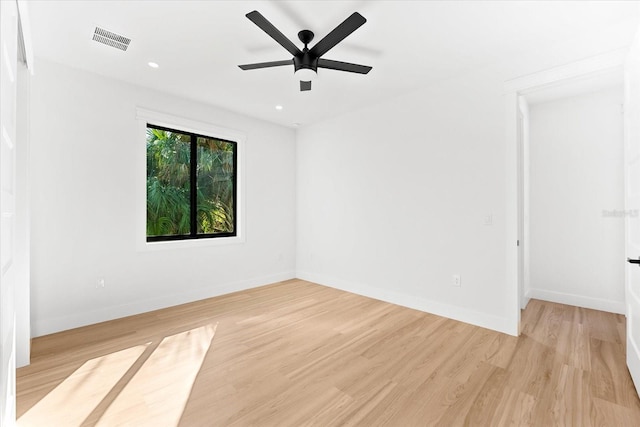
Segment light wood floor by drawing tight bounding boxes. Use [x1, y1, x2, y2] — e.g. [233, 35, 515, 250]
[16, 279, 640, 426]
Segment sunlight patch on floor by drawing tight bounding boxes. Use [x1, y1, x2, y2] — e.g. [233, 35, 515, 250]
[18, 344, 148, 427]
[95, 323, 217, 426]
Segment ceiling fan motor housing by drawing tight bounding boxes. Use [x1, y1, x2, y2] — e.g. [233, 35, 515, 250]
[294, 51, 318, 73]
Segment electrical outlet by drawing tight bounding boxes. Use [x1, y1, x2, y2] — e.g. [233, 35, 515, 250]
[452, 274, 461, 287]
[97, 278, 105, 289]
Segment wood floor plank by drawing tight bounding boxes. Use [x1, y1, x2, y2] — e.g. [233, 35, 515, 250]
[464, 366, 510, 425]
[505, 335, 556, 400]
[431, 361, 502, 426]
[545, 363, 591, 427]
[491, 386, 537, 426]
[16, 279, 640, 426]
[590, 337, 640, 409]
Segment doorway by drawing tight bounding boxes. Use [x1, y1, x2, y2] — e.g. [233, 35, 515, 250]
[504, 50, 628, 335]
[523, 76, 625, 313]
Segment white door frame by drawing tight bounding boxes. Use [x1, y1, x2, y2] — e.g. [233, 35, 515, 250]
[14, 0, 33, 369]
[623, 26, 640, 398]
[0, 2, 33, 423]
[1, 1, 20, 424]
[516, 106, 525, 312]
[504, 49, 628, 336]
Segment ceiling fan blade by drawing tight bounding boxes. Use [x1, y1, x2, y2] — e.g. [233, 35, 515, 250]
[309, 12, 366, 58]
[318, 58, 372, 74]
[246, 11, 302, 57]
[239, 59, 293, 70]
[300, 80, 312, 91]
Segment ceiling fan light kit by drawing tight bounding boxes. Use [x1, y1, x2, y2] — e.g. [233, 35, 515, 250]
[295, 68, 317, 81]
[239, 10, 372, 92]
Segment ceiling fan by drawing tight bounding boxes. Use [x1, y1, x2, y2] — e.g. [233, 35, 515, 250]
[238, 10, 372, 91]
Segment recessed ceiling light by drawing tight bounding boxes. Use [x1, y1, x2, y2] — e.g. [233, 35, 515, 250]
[275, 105, 283, 110]
[148, 62, 159, 68]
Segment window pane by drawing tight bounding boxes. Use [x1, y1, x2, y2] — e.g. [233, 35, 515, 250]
[196, 136, 235, 234]
[146, 127, 191, 237]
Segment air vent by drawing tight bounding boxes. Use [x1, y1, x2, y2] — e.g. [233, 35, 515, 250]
[92, 27, 131, 51]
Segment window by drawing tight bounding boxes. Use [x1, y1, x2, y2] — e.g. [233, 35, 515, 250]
[146, 124, 237, 242]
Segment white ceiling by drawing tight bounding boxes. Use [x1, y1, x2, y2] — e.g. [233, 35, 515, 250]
[27, 1, 640, 128]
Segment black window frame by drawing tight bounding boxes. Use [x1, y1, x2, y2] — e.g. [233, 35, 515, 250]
[146, 123, 238, 242]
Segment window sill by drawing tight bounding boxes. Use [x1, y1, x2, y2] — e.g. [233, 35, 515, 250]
[138, 234, 245, 252]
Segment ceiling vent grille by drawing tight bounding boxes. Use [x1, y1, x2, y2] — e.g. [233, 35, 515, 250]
[92, 27, 131, 51]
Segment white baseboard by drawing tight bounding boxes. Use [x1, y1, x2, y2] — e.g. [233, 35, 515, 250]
[526, 288, 625, 314]
[32, 271, 296, 337]
[296, 271, 516, 336]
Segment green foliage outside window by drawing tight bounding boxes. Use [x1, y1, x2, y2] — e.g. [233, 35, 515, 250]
[146, 126, 236, 239]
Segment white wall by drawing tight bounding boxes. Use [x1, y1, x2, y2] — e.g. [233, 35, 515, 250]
[528, 87, 625, 313]
[29, 59, 297, 336]
[296, 68, 512, 333]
